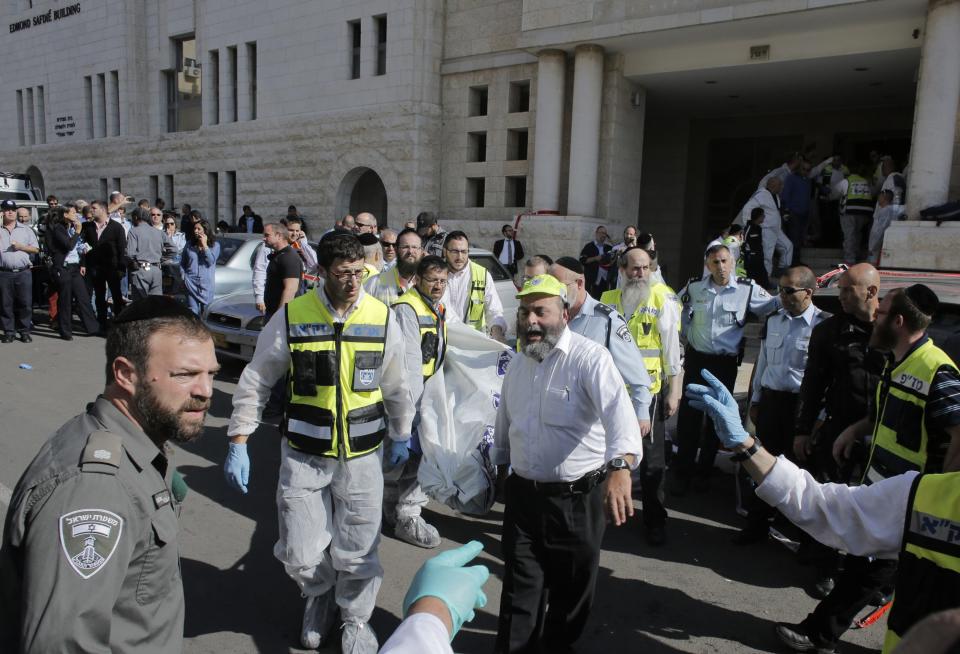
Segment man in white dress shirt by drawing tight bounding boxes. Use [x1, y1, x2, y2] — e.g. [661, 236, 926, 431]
[441, 230, 507, 342]
[492, 274, 643, 653]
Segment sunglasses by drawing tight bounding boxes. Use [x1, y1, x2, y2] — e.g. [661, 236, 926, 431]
[164, 222, 175, 226]
[380, 241, 397, 248]
[779, 286, 811, 295]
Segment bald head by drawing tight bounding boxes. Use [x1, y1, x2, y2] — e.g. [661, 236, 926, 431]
[766, 176, 783, 194]
[838, 263, 880, 321]
[846, 263, 880, 288]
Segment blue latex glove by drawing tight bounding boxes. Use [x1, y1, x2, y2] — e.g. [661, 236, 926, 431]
[685, 368, 749, 448]
[387, 438, 411, 467]
[224, 442, 250, 494]
[402, 540, 490, 640]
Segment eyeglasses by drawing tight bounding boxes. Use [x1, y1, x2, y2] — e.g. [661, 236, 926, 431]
[330, 269, 366, 281]
[421, 277, 448, 286]
[445, 248, 469, 256]
[164, 222, 175, 226]
[150, 213, 163, 217]
[779, 286, 811, 295]
[380, 241, 397, 248]
[356, 222, 377, 229]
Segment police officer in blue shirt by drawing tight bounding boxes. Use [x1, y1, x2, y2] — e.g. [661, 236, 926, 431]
[671, 243, 779, 495]
[550, 257, 652, 434]
[737, 265, 829, 544]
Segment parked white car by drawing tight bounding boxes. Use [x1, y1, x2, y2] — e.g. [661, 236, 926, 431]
[204, 247, 520, 362]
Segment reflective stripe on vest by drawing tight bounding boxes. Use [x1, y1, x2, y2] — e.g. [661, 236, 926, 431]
[465, 261, 487, 331]
[601, 284, 672, 394]
[882, 473, 960, 653]
[843, 174, 874, 215]
[284, 291, 389, 459]
[393, 287, 446, 380]
[864, 339, 958, 484]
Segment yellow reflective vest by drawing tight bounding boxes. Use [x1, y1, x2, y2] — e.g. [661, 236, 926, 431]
[600, 282, 675, 394]
[284, 291, 390, 459]
[843, 173, 874, 216]
[465, 261, 487, 331]
[864, 338, 958, 485]
[393, 287, 446, 380]
[883, 472, 960, 653]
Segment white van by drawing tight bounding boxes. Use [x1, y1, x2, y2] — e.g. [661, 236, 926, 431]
[0, 172, 42, 203]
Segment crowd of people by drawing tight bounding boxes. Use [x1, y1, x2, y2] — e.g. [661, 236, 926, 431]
[1, 166, 959, 654]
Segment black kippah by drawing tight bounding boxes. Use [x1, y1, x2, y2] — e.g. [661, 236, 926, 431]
[357, 232, 380, 246]
[113, 296, 199, 324]
[904, 283, 939, 316]
[554, 256, 584, 275]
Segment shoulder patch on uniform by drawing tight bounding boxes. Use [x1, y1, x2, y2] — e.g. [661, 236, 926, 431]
[737, 276, 753, 285]
[594, 302, 614, 316]
[59, 509, 124, 579]
[80, 431, 122, 472]
[616, 324, 633, 343]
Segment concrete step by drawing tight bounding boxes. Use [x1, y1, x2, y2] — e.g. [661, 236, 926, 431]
[796, 248, 844, 275]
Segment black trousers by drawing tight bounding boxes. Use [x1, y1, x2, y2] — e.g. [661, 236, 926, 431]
[744, 389, 799, 526]
[640, 394, 667, 527]
[90, 267, 125, 326]
[0, 269, 33, 334]
[674, 348, 739, 478]
[802, 556, 898, 646]
[496, 474, 606, 654]
[55, 265, 99, 336]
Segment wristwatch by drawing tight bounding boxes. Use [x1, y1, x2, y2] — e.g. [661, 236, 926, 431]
[730, 438, 761, 463]
[607, 456, 630, 472]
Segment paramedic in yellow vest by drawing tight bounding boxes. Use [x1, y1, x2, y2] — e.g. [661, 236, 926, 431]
[386, 255, 449, 549]
[224, 233, 414, 654]
[837, 164, 875, 264]
[775, 284, 960, 654]
[600, 247, 683, 546]
[441, 230, 507, 342]
[686, 358, 960, 654]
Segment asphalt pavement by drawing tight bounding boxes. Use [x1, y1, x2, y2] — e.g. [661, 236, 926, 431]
[0, 318, 886, 653]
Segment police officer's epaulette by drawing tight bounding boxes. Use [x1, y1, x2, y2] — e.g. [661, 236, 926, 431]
[680, 276, 701, 303]
[737, 276, 754, 285]
[594, 302, 615, 317]
[79, 430, 123, 475]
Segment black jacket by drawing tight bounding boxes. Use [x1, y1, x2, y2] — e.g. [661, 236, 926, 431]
[235, 214, 264, 234]
[493, 238, 524, 270]
[46, 223, 82, 270]
[80, 220, 127, 272]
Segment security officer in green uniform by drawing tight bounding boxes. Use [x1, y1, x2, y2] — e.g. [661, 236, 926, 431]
[0, 296, 218, 653]
[224, 233, 414, 654]
[686, 353, 960, 654]
[385, 255, 449, 549]
[775, 284, 960, 654]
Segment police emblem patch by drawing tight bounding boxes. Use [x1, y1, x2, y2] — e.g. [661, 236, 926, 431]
[359, 369, 375, 386]
[617, 325, 633, 343]
[59, 509, 123, 579]
[496, 350, 513, 377]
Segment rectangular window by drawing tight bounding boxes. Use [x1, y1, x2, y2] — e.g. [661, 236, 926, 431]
[507, 128, 528, 161]
[348, 20, 361, 79]
[466, 177, 485, 208]
[16, 90, 24, 146]
[112, 178, 122, 194]
[374, 15, 387, 76]
[246, 42, 257, 120]
[505, 176, 527, 208]
[110, 71, 120, 136]
[166, 37, 202, 132]
[97, 73, 107, 138]
[468, 86, 488, 117]
[25, 87, 35, 145]
[36, 86, 46, 143]
[207, 172, 219, 225]
[228, 46, 238, 123]
[467, 131, 487, 163]
[149, 176, 159, 205]
[99, 178, 108, 201]
[209, 49, 219, 125]
[164, 174, 175, 208]
[84, 76, 93, 139]
[509, 80, 530, 113]
[226, 171, 237, 227]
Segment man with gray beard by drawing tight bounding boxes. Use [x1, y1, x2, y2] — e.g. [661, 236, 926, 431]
[492, 274, 643, 653]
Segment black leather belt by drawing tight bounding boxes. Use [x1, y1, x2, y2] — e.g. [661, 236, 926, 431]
[512, 467, 607, 496]
[0, 267, 29, 273]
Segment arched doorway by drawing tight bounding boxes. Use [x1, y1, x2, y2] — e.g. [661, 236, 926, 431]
[335, 167, 388, 226]
[25, 165, 44, 199]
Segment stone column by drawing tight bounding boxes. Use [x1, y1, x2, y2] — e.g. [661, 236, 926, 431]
[905, 0, 960, 218]
[567, 44, 604, 217]
[532, 49, 566, 212]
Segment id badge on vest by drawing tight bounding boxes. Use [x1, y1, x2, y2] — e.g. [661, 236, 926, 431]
[353, 351, 383, 391]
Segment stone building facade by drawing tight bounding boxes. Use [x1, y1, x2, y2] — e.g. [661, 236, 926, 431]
[2, 0, 958, 282]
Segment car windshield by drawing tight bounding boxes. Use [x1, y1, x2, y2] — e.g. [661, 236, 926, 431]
[471, 254, 511, 282]
[0, 191, 32, 202]
[217, 237, 246, 265]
